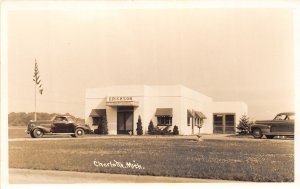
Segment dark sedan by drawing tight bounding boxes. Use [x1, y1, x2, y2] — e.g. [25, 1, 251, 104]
[27, 115, 92, 138]
[250, 112, 294, 139]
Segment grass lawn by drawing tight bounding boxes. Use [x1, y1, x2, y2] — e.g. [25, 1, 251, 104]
[9, 137, 294, 182]
[8, 126, 28, 139]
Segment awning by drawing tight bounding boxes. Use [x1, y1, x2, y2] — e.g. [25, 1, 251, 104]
[89, 109, 106, 117]
[187, 109, 194, 118]
[194, 111, 207, 119]
[155, 108, 173, 117]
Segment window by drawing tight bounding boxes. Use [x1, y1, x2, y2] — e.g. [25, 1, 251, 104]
[157, 116, 172, 126]
[92, 117, 101, 125]
[187, 110, 193, 126]
[195, 118, 200, 126]
[187, 116, 191, 126]
[274, 114, 288, 120]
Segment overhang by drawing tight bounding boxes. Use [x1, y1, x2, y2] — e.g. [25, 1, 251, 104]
[187, 109, 194, 118]
[155, 108, 173, 117]
[89, 109, 106, 117]
[194, 111, 207, 119]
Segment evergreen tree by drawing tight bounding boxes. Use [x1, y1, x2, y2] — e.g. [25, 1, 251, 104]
[136, 115, 143, 135]
[100, 116, 108, 134]
[237, 114, 251, 135]
[148, 120, 155, 135]
[173, 125, 179, 135]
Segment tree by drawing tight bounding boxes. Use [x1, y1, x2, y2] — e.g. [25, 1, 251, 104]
[173, 125, 179, 135]
[8, 112, 84, 126]
[148, 120, 155, 135]
[99, 116, 108, 135]
[136, 115, 143, 135]
[237, 114, 251, 135]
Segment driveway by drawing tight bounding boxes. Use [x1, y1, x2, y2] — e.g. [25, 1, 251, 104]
[9, 168, 235, 183]
[8, 134, 294, 142]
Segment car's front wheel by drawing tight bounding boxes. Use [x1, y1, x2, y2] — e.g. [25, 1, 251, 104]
[74, 128, 85, 137]
[32, 128, 44, 138]
[252, 128, 263, 139]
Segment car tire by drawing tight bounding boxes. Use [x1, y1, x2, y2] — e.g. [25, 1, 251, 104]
[266, 135, 274, 139]
[32, 128, 44, 138]
[252, 128, 263, 139]
[30, 131, 35, 138]
[74, 128, 85, 137]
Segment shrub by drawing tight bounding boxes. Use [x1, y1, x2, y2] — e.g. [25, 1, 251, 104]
[148, 120, 155, 134]
[173, 125, 179, 135]
[237, 114, 251, 135]
[136, 115, 143, 135]
[148, 120, 176, 135]
[161, 126, 172, 135]
[99, 116, 108, 135]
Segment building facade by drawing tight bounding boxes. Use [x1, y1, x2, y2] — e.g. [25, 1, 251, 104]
[85, 85, 247, 135]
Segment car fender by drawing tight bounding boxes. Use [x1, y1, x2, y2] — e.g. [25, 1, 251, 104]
[250, 124, 271, 134]
[31, 125, 51, 133]
[75, 125, 92, 133]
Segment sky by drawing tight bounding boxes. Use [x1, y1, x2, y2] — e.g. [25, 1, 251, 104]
[7, 6, 294, 120]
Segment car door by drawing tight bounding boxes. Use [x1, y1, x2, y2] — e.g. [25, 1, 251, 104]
[287, 115, 295, 133]
[64, 118, 75, 133]
[271, 114, 289, 133]
[52, 120, 64, 133]
[271, 120, 290, 133]
[52, 117, 68, 133]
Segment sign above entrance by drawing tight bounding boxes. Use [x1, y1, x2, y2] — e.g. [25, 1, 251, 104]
[106, 96, 139, 107]
[107, 96, 133, 102]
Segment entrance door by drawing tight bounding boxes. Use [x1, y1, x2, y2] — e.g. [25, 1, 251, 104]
[213, 113, 236, 134]
[117, 107, 133, 134]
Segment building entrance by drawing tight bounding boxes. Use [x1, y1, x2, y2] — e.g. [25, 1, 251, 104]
[213, 113, 235, 134]
[117, 106, 134, 134]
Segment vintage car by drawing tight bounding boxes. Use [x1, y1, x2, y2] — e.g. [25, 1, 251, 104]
[250, 112, 294, 139]
[27, 115, 92, 138]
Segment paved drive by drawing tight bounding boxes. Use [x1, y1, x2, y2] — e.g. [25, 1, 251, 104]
[9, 168, 234, 183]
[9, 134, 293, 142]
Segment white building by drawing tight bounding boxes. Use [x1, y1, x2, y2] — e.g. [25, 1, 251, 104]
[85, 85, 247, 135]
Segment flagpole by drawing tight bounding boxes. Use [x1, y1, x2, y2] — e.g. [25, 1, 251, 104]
[34, 58, 37, 121]
[34, 82, 37, 121]
[33, 58, 43, 121]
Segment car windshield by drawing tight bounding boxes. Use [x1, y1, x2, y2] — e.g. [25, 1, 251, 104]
[66, 116, 75, 122]
[51, 116, 57, 121]
[274, 114, 288, 120]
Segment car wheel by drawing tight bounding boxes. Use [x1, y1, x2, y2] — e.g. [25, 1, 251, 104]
[252, 128, 263, 139]
[30, 131, 35, 138]
[266, 135, 274, 139]
[33, 128, 44, 138]
[74, 128, 85, 137]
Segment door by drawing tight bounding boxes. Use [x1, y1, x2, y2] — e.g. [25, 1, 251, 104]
[117, 107, 133, 134]
[225, 114, 235, 134]
[213, 113, 236, 134]
[213, 114, 224, 134]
